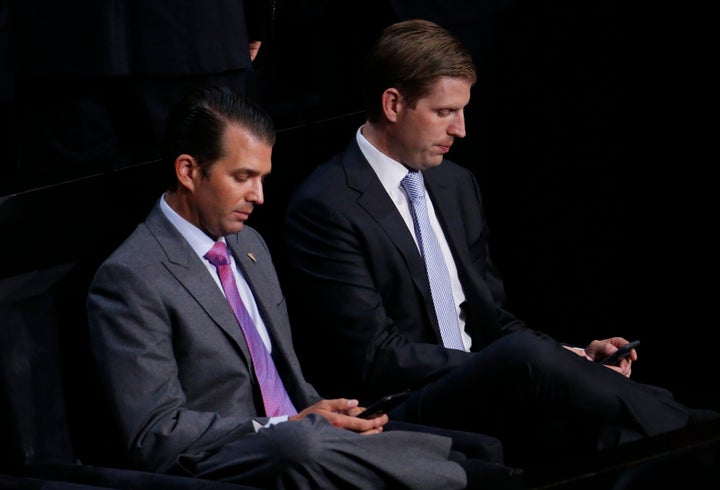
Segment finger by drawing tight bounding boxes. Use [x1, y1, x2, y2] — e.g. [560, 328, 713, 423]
[359, 427, 384, 435]
[604, 364, 625, 375]
[325, 398, 359, 413]
[339, 413, 385, 432]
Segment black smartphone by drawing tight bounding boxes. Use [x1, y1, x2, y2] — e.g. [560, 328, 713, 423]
[356, 390, 410, 419]
[600, 340, 640, 366]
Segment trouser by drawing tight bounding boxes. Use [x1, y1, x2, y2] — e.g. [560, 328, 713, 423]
[176, 414, 467, 490]
[395, 330, 707, 468]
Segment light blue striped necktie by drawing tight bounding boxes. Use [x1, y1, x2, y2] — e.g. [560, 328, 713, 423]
[401, 171, 465, 350]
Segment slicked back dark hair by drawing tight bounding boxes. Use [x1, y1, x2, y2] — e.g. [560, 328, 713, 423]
[162, 86, 276, 190]
[363, 19, 477, 123]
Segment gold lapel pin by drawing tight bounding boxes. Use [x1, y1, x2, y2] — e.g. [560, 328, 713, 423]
[247, 252, 257, 263]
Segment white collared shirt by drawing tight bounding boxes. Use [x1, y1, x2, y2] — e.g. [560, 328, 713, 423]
[160, 194, 272, 351]
[160, 195, 289, 427]
[356, 127, 471, 351]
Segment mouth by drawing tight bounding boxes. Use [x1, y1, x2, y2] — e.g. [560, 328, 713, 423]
[234, 209, 252, 221]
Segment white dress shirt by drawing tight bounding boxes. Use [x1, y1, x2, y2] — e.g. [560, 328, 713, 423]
[160, 194, 273, 351]
[356, 127, 471, 351]
[160, 195, 288, 427]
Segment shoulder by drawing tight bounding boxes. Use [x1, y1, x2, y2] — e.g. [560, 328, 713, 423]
[291, 139, 373, 203]
[90, 224, 163, 285]
[290, 160, 349, 210]
[101, 223, 157, 267]
[297, 149, 348, 185]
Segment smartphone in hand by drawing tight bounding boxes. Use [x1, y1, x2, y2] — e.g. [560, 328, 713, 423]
[356, 390, 410, 419]
[600, 340, 640, 366]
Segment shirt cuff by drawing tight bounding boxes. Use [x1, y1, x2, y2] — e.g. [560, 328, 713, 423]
[252, 415, 289, 432]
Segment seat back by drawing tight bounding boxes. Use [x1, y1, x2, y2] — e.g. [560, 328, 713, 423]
[0, 265, 76, 470]
[0, 163, 164, 471]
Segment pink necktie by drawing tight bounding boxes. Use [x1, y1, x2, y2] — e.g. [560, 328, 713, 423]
[205, 241, 297, 417]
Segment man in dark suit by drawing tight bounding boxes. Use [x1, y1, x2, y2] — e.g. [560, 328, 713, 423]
[283, 19, 718, 470]
[86, 86, 490, 489]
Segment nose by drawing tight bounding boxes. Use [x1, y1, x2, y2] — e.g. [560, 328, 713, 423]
[248, 178, 264, 205]
[449, 111, 466, 139]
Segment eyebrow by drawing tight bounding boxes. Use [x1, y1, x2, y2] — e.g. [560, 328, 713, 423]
[232, 168, 272, 178]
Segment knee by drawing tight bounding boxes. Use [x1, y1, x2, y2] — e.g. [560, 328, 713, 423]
[263, 418, 326, 469]
[495, 330, 564, 374]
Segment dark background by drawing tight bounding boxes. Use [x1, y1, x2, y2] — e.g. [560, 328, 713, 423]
[1, 0, 717, 416]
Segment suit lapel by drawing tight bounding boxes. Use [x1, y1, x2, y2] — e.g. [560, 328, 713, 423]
[423, 169, 467, 263]
[144, 203, 255, 369]
[343, 142, 439, 331]
[423, 168, 507, 341]
[225, 232, 312, 405]
[225, 234, 276, 339]
[225, 233, 297, 374]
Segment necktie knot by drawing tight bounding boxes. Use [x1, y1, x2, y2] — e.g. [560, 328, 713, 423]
[401, 170, 425, 202]
[205, 241, 230, 267]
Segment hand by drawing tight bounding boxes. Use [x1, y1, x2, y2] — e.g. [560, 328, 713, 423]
[585, 337, 637, 378]
[289, 398, 388, 434]
[562, 344, 592, 360]
[249, 41, 262, 61]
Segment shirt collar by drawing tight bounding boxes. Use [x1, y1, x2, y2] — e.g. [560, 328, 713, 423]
[159, 193, 224, 260]
[356, 125, 412, 199]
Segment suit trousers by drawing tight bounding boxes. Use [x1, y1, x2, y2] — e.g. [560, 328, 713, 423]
[175, 414, 467, 489]
[392, 330, 705, 468]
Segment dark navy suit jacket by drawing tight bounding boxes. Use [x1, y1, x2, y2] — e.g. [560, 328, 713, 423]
[285, 137, 536, 401]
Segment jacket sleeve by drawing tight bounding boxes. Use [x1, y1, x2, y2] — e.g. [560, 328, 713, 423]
[285, 187, 474, 400]
[87, 259, 261, 473]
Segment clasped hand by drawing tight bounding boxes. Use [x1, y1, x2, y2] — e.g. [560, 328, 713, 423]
[289, 398, 387, 434]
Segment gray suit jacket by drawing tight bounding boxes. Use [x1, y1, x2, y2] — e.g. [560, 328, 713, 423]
[88, 199, 472, 489]
[87, 200, 321, 473]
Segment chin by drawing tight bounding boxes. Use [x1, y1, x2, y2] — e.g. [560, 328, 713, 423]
[222, 223, 245, 236]
[422, 159, 444, 170]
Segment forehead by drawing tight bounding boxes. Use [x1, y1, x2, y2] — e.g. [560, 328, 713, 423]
[421, 76, 472, 107]
[218, 123, 272, 173]
[221, 123, 258, 149]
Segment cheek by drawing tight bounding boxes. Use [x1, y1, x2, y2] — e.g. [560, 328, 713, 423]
[212, 181, 236, 205]
[402, 119, 424, 144]
[412, 116, 437, 139]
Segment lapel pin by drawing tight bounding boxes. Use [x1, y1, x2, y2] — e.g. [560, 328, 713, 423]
[247, 252, 257, 263]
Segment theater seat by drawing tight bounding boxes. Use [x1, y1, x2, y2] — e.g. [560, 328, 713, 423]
[0, 265, 258, 489]
[0, 166, 263, 489]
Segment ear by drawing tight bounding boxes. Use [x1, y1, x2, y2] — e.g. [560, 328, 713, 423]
[381, 88, 402, 123]
[175, 154, 198, 191]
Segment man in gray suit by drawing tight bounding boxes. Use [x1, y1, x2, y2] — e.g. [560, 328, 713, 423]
[86, 86, 501, 489]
